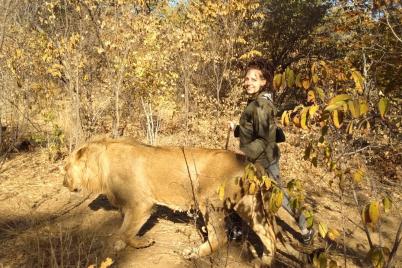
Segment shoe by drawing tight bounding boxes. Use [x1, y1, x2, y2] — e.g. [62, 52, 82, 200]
[302, 229, 315, 245]
[229, 226, 243, 240]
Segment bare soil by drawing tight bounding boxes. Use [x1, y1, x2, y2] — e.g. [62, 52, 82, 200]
[0, 133, 400, 268]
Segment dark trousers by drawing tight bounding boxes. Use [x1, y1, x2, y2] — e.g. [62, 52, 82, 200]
[264, 160, 307, 231]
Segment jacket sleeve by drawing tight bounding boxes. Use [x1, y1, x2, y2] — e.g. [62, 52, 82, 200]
[239, 100, 274, 161]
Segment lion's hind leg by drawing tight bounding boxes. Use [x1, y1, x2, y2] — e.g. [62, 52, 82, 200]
[234, 195, 276, 266]
[115, 203, 155, 250]
[184, 206, 228, 259]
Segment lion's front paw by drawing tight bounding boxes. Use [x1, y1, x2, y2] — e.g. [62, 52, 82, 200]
[183, 247, 198, 259]
[129, 238, 155, 249]
[113, 240, 127, 251]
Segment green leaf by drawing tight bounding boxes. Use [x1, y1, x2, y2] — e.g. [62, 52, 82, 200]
[303, 210, 314, 229]
[273, 73, 282, 90]
[369, 247, 388, 268]
[315, 87, 325, 101]
[328, 94, 352, 106]
[325, 101, 345, 112]
[286, 67, 295, 87]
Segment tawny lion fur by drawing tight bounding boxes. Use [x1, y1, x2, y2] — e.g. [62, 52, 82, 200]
[63, 137, 276, 264]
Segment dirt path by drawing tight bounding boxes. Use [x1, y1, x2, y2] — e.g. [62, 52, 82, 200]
[0, 138, 400, 267]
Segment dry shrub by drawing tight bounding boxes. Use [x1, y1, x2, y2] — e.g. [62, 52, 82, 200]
[21, 226, 108, 268]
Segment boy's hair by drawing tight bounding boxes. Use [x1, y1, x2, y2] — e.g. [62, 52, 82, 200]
[246, 58, 274, 86]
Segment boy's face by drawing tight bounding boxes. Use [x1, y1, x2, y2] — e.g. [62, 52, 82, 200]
[243, 68, 266, 95]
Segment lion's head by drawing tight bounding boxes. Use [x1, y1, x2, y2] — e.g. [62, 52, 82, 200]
[63, 141, 106, 193]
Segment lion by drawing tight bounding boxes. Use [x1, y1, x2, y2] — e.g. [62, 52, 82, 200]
[63, 137, 276, 265]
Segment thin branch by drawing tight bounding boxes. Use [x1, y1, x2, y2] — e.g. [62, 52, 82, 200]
[384, 10, 402, 44]
[351, 184, 374, 249]
[385, 220, 402, 268]
[1, 95, 42, 133]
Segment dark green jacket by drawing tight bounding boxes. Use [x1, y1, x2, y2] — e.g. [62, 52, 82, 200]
[237, 91, 280, 166]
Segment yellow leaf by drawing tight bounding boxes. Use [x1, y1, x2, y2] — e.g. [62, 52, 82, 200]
[351, 69, 364, 94]
[274, 189, 283, 208]
[346, 121, 354, 135]
[309, 105, 320, 119]
[307, 90, 316, 103]
[281, 111, 288, 126]
[353, 99, 361, 117]
[293, 115, 301, 127]
[348, 100, 359, 118]
[269, 188, 283, 213]
[302, 79, 310, 90]
[217, 184, 225, 201]
[332, 110, 342, 128]
[239, 49, 262, 60]
[324, 146, 331, 159]
[301, 108, 309, 129]
[312, 73, 319, 84]
[368, 201, 380, 226]
[382, 197, 392, 213]
[353, 169, 364, 184]
[327, 228, 340, 241]
[263, 176, 272, 190]
[318, 222, 328, 238]
[284, 112, 290, 126]
[378, 98, 389, 119]
[312, 252, 325, 268]
[100, 257, 114, 268]
[249, 182, 256, 195]
[360, 100, 369, 115]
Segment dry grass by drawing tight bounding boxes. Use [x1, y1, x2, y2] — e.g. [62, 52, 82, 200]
[0, 220, 108, 268]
